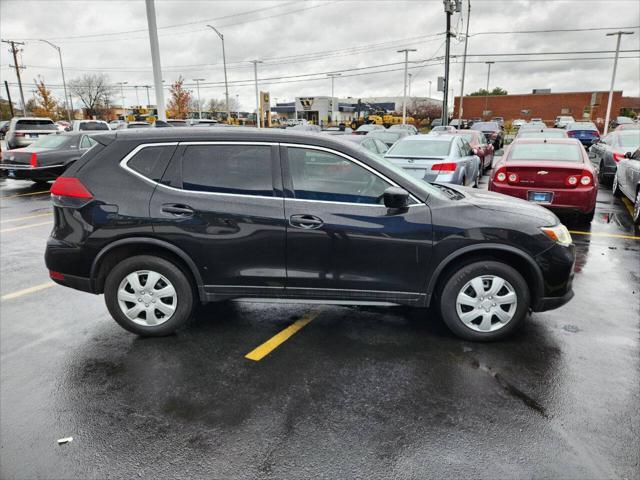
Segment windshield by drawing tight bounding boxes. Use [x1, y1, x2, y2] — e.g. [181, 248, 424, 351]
[518, 130, 567, 138]
[618, 132, 640, 147]
[510, 143, 582, 162]
[15, 119, 57, 131]
[386, 138, 451, 157]
[28, 134, 74, 149]
[79, 122, 109, 131]
[567, 123, 597, 131]
[471, 122, 499, 131]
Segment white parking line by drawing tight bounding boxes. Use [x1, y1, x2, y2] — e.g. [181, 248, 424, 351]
[0, 220, 54, 234]
[0, 212, 52, 224]
[1, 281, 55, 301]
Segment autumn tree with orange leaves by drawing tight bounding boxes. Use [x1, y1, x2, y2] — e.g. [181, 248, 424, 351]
[31, 77, 60, 119]
[167, 76, 191, 119]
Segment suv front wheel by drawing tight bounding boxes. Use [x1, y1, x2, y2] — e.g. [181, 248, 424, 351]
[104, 255, 194, 336]
[438, 261, 530, 341]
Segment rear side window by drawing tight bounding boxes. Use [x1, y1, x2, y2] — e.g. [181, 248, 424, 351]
[127, 145, 174, 182]
[15, 119, 56, 130]
[181, 145, 273, 196]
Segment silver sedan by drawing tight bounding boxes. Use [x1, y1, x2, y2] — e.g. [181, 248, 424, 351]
[384, 134, 481, 187]
[613, 148, 640, 224]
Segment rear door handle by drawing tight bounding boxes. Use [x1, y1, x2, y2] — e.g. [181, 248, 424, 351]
[289, 214, 324, 229]
[161, 204, 194, 216]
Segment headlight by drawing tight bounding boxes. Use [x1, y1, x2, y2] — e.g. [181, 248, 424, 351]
[541, 224, 572, 246]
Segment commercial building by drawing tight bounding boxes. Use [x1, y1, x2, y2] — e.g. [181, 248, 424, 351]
[453, 90, 638, 126]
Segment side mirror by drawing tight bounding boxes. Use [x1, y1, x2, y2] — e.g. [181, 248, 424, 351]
[590, 138, 599, 144]
[625, 151, 632, 159]
[383, 186, 410, 209]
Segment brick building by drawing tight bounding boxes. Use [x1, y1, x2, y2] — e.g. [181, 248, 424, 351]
[453, 90, 629, 127]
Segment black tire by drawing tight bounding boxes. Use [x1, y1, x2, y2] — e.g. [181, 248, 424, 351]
[104, 255, 195, 336]
[612, 173, 622, 197]
[438, 261, 530, 341]
[633, 189, 640, 226]
[31, 180, 49, 187]
[579, 209, 595, 224]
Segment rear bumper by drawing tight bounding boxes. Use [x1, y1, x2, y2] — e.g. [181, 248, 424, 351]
[50, 271, 94, 294]
[0, 163, 65, 181]
[488, 182, 597, 214]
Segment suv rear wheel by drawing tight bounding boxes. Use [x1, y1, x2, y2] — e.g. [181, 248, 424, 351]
[438, 261, 530, 341]
[104, 255, 194, 336]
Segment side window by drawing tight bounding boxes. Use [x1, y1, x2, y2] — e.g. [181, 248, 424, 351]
[461, 139, 473, 156]
[287, 147, 391, 204]
[374, 139, 389, 154]
[181, 145, 273, 196]
[80, 136, 95, 149]
[127, 145, 173, 182]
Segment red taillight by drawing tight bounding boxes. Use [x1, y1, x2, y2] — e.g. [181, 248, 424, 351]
[49, 270, 65, 281]
[566, 131, 576, 137]
[580, 174, 593, 186]
[490, 133, 497, 139]
[472, 147, 478, 155]
[495, 170, 507, 182]
[612, 152, 625, 162]
[592, 131, 600, 138]
[565, 175, 579, 187]
[51, 177, 93, 199]
[508, 173, 519, 184]
[30, 152, 38, 168]
[431, 162, 457, 172]
[14, 132, 25, 137]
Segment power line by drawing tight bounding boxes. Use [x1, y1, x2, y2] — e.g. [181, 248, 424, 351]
[470, 25, 640, 36]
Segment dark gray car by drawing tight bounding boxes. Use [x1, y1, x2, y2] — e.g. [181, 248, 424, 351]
[590, 130, 640, 184]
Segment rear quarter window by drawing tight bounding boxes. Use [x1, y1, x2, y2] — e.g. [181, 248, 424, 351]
[126, 145, 176, 182]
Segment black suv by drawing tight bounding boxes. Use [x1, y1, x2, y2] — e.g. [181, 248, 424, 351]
[45, 128, 575, 341]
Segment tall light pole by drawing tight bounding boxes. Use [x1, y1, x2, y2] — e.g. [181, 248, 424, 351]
[603, 31, 634, 135]
[134, 85, 140, 106]
[398, 48, 417, 125]
[327, 73, 341, 125]
[144, 85, 151, 107]
[442, 0, 461, 126]
[193, 78, 205, 119]
[145, 0, 166, 121]
[206, 25, 230, 123]
[236, 94, 240, 118]
[251, 60, 262, 128]
[484, 61, 494, 119]
[117, 81, 128, 120]
[39, 39, 72, 121]
[457, 0, 470, 124]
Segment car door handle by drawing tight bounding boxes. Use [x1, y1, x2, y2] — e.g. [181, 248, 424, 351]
[161, 204, 194, 216]
[289, 214, 324, 229]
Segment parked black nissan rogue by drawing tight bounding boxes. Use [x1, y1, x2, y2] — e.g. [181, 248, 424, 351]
[45, 128, 575, 341]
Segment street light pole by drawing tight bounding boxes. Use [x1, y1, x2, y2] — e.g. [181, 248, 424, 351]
[251, 60, 262, 128]
[457, 0, 470, 125]
[145, 0, 166, 121]
[117, 81, 128, 120]
[428, 80, 432, 98]
[144, 85, 151, 107]
[39, 39, 72, 122]
[327, 73, 341, 125]
[603, 30, 634, 135]
[398, 48, 417, 125]
[484, 61, 494, 119]
[206, 25, 231, 123]
[134, 85, 140, 106]
[193, 78, 205, 119]
[236, 94, 240, 118]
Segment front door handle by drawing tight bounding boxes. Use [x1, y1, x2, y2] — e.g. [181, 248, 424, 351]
[162, 204, 194, 216]
[289, 214, 324, 229]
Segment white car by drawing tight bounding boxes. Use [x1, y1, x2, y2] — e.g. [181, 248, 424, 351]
[68, 120, 111, 132]
[512, 119, 526, 129]
[555, 116, 575, 129]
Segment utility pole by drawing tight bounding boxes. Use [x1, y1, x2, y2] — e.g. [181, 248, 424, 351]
[145, 0, 166, 121]
[457, 0, 470, 125]
[327, 73, 341, 125]
[40, 39, 72, 122]
[207, 25, 230, 123]
[442, 0, 461, 125]
[251, 60, 262, 128]
[144, 85, 151, 107]
[193, 79, 205, 119]
[4, 80, 14, 117]
[603, 30, 634, 135]
[398, 48, 417, 125]
[484, 61, 494, 119]
[117, 81, 128, 119]
[2, 40, 27, 115]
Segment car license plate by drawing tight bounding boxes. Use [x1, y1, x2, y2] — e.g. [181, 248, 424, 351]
[528, 191, 552, 203]
[29, 133, 38, 138]
[407, 168, 427, 179]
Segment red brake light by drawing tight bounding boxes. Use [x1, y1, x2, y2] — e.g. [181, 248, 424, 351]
[566, 131, 576, 137]
[30, 152, 38, 168]
[49, 270, 65, 281]
[15, 132, 25, 137]
[612, 152, 625, 162]
[565, 175, 578, 187]
[495, 170, 507, 182]
[431, 162, 457, 172]
[580, 174, 592, 186]
[508, 173, 519, 183]
[592, 131, 600, 138]
[51, 177, 93, 199]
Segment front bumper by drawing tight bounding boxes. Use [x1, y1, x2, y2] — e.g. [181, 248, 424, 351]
[0, 163, 65, 181]
[533, 289, 574, 312]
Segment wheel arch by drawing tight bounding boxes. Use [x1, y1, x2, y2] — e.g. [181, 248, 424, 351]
[425, 244, 544, 308]
[90, 237, 205, 301]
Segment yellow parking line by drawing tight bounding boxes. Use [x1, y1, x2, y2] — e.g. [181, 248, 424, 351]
[0, 220, 53, 233]
[1, 281, 55, 301]
[245, 308, 323, 361]
[621, 197, 635, 217]
[569, 230, 640, 240]
[0, 190, 50, 200]
[0, 212, 52, 224]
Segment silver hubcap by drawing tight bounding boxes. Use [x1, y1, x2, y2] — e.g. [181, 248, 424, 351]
[613, 174, 618, 192]
[634, 191, 640, 221]
[117, 270, 177, 326]
[455, 275, 517, 332]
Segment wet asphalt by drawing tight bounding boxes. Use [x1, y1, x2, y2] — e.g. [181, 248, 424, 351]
[0, 159, 639, 479]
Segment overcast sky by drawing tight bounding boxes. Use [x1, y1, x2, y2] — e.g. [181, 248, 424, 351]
[1, 0, 639, 112]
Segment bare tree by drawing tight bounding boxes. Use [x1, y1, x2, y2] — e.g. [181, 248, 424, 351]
[68, 73, 114, 119]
